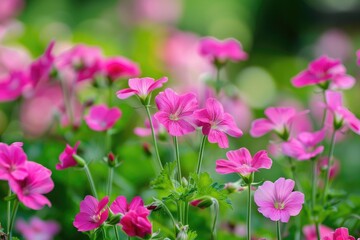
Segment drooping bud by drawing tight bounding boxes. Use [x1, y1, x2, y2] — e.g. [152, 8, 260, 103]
[146, 202, 162, 211]
[190, 196, 213, 209]
[72, 154, 86, 168]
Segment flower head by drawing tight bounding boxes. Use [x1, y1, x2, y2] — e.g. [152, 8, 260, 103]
[154, 88, 198, 136]
[56, 142, 80, 170]
[10, 161, 54, 210]
[282, 129, 325, 160]
[0, 70, 30, 102]
[84, 104, 122, 131]
[303, 224, 333, 240]
[117, 77, 168, 101]
[73, 195, 109, 232]
[216, 147, 272, 176]
[0, 142, 28, 181]
[254, 178, 304, 223]
[102, 57, 140, 80]
[323, 227, 356, 240]
[194, 98, 243, 148]
[16, 217, 60, 240]
[30, 41, 55, 87]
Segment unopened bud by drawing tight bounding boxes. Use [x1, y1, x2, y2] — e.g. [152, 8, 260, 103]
[107, 152, 116, 167]
[72, 154, 86, 168]
[176, 225, 189, 240]
[190, 196, 213, 209]
[146, 202, 162, 211]
[142, 143, 152, 157]
[106, 212, 121, 226]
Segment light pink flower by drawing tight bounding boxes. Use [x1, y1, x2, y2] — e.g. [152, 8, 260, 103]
[323, 227, 356, 240]
[194, 98, 243, 148]
[134, 115, 163, 137]
[0, 70, 30, 102]
[317, 157, 340, 180]
[9, 161, 54, 210]
[110, 196, 152, 238]
[216, 147, 272, 176]
[0, 142, 28, 181]
[0, 46, 31, 78]
[84, 104, 122, 131]
[154, 88, 198, 136]
[16, 217, 60, 240]
[250, 107, 298, 139]
[254, 178, 304, 223]
[303, 224, 333, 240]
[73, 195, 109, 232]
[199, 37, 248, 64]
[292, 55, 355, 90]
[282, 129, 325, 160]
[56, 142, 80, 170]
[102, 57, 140, 81]
[117, 77, 168, 100]
[0, 0, 23, 23]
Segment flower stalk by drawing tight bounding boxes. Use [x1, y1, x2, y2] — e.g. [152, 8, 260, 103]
[322, 130, 336, 204]
[84, 164, 98, 199]
[196, 135, 207, 175]
[276, 221, 282, 240]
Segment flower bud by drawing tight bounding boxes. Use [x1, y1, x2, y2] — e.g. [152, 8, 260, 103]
[106, 212, 122, 226]
[72, 154, 86, 168]
[142, 143, 152, 157]
[107, 152, 116, 167]
[190, 196, 213, 209]
[176, 225, 189, 240]
[146, 202, 162, 211]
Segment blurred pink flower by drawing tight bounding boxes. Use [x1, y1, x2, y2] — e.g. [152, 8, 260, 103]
[56, 141, 80, 170]
[282, 129, 325, 160]
[110, 196, 152, 238]
[0, 46, 31, 78]
[117, 77, 168, 101]
[292, 55, 355, 90]
[0, 70, 30, 102]
[102, 57, 140, 81]
[216, 147, 272, 176]
[303, 224, 333, 240]
[16, 217, 60, 240]
[73, 195, 109, 232]
[0, 142, 28, 181]
[10, 161, 54, 210]
[84, 104, 122, 131]
[317, 157, 340, 180]
[254, 178, 304, 223]
[323, 227, 356, 240]
[194, 98, 243, 148]
[154, 88, 198, 136]
[199, 37, 248, 64]
[134, 115, 163, 137]
[315, 29, 353, 60]
[221, 95, 253, 132]
[0, 0, 23, 23]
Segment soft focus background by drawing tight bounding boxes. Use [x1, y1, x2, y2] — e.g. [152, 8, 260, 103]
[1, 0, 360, 239]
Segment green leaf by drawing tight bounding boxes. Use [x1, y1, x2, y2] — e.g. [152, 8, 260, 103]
[150, 162, 177, 197]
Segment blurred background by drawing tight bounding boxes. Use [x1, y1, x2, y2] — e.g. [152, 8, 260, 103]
[1, 0, 360, 239]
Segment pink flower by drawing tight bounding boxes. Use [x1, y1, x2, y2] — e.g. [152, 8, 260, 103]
[282, 129, 325, 160]
[110, 196, 152, 238]
[199, 37, 248, 64]
[73, 195, 109, 232]
[0, 0, 23, 23]
[154, 88, 198, 136]
[0, 142, 28, 181]
[102, 57, 140, 80]
[84, 104, 122, 131]
[250, 107, 298, 139]
[292, 55, 355, 90]
[303, 224, 333, 240]
[325, 90, 360, 134]
[56, 142, 80, 170]
[134, 115, 163, 137]
[317, 157, 340, 180]
[16, 217, 60, 240]
[194, 98, 243, 148]
[9, 161, 54, 210]
[0, 70, 30, 102]
[323, 227, 356, 240]
[254, 178, 304, 223]
[117, 77, 168, 100]
[216, 147, 272, 176]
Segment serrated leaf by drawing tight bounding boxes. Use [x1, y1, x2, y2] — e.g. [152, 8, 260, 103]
[150, 162, 177, 197]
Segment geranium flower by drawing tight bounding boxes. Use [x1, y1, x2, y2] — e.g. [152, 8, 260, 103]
[56, 142, 80, 170]
[282, 129, 325, 160]
[9, 161, 54, 210]
[73, 195, 109, 232]
[303, 224, 333, 240]
[102, 57, 140, 80]
[0, 70, 30, 102]
[84, 104, 122, 131]
[254, 178, 304, 223]
[0, 142, 28, 181]
[194, 98, 243, 148]
[317, 157, 340, 180]
[154, 88, 198, 136]
[16, 217, 60, 240]
[216, 147, 272, 176]
[323, 227, 356, 240]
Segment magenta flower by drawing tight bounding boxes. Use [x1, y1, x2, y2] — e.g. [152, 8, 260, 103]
[117, 77, 168, 100]
[16, 217, 60, 240]
[73, 195, 109, 232]
[0, 70, 30, 102]
[102, 57, 140, 80]
[194, 98, 243, 148]
[9, 161, 54, 210]
[56, 142, 80, 170]
[134, 115, 163, 137]
[84, 104, 122, 131]
[199, 37, 248, 64]
[303, 224, 333, 240]
[154, 88, 198, 136]
[325, 90, 360, 134]
[282, 129, 325, 160]
[110, 196, 152, 238]
[216, 147, 272, 176]
[292, 55, 355, 90]
[254, 178, 304, 223]
[250, 107, 298, 139]
[323, 227, 356, 240]
[0, 142, 28, 181]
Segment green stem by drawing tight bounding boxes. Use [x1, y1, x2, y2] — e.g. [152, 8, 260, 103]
[322, 130, 336, 204]
[184, 201, 189, 225]
[84, 165, 98, 199]
[145, 105, 163, 171]
[106, 167, 114, 197]
[106, 129, 112, 152]
[6, 188, 11, 235]
[60, 76, 74, 126]
[108, 80, 113, 107]
[287, 157, 303, 192]
[113, 226, 120, 240]
[215, 66, 221, 95]
[9, 199, 19, 240]
[315, 222, 321, 240]
[156, 199, 178, 234]
[311, 158, 317, 212]
[247, 183, 252, 240]
[320, 90, 327, 129]
[211, 199, 219, 240]
[277, 221, 282, 240]
[173, 137, 181, 182]
[196, 135, 207, 175]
